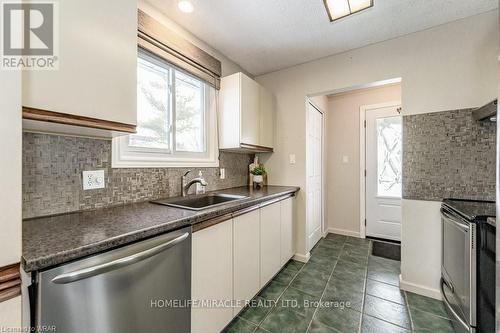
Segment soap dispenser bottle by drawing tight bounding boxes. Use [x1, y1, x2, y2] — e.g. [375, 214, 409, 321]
[196, 171, 206, 195]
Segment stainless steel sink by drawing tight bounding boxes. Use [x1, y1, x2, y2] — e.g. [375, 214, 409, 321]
[151, 193, 248, 211]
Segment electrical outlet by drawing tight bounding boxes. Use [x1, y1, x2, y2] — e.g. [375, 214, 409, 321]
[82, 170, 105, 190]
[219, 168, 226, 179]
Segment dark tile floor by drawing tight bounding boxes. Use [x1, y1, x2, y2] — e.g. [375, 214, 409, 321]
[224, 233, 456, 333]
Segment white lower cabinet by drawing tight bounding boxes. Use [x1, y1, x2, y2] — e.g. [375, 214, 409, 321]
[233, 209, 261, 315]
[192, 196, 296, 331]
[280, 197, 294, 266]
[191, 220, 233, 333]
[260, 202, 282, 287]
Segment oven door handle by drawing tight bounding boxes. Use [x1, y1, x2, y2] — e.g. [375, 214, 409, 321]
[441, 209, 470, 231]
[440, 278, 469, 331]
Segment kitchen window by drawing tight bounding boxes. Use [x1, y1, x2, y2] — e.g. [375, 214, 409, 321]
[112, 49, 219, 168]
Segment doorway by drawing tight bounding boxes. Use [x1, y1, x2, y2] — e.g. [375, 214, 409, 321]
[306, 101, 324, 251]
[361, 102, 402, 241]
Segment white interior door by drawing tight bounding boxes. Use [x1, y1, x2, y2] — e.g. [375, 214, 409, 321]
[365, 105, 402, 241]
[307, 102, 323, 251]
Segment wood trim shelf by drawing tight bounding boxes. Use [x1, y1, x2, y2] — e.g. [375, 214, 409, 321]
[239, 143, 274, 152]
[22, 106, 137, 134]
[0, 263, 21, 303]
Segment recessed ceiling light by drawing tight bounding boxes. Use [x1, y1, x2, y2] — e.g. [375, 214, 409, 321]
[178, 0, 194, 13]
[323, 0, 373, 22]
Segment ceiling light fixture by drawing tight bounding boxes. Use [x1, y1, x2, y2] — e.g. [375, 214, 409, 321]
[178, 0, 194, 13]
[323, 0, 373, 22]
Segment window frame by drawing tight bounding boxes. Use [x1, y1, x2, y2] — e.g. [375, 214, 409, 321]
[112, 48, 219, 168]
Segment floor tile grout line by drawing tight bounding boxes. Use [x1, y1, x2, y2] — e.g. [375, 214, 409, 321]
[403, 290, 415, 331]
[309, 238, 409, 332]
[403, 289, 455, 322]
[305, 237, 345, 332]
[361, 313, 413, 332]
[364, 291, 407, 307]
[231, 235, 446, 333]
[406, 302, 455, 322]
[234, 315, 260, 331]
[249, 236, 371, 332]
[363, 245, 414, 332]
[254, 258, 308, 331]
[358, 240, 372, 333]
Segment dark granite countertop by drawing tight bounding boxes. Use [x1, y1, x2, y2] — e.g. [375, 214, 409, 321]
[22, 186, 299, 272]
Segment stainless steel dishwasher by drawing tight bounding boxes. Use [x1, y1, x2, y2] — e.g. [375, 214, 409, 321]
[27, 227, 191, 333]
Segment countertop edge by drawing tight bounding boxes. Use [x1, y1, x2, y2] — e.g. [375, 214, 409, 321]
[22, 187, 299, 272]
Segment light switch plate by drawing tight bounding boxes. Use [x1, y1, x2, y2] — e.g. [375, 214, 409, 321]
[342, 155, 349, 163]
[82, 170, 105, 190]
[289, 154, 296, 165]
[220, 168, 226, 179]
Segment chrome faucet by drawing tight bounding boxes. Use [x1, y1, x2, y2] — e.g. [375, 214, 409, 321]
[181, 170, 208, 197]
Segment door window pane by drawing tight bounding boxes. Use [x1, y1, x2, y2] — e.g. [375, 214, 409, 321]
[175, 71, 205, 152]
[130, 55, 171, 150]
[377, 116, 402, 197]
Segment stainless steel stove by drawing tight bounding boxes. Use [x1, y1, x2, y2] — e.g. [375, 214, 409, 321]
[441, 199, 495, 333]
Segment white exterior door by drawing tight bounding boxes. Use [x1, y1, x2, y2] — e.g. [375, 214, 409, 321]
[365, 105, 402, 241]
[306, 102, 323, 251]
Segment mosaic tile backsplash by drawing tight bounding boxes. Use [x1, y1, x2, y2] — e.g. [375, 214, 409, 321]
[23, 133, 253, 218]
[403, 108, 496, 201]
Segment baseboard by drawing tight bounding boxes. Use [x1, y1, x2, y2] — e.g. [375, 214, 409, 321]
[293, 252, 310, 263]
[399, 275, 442, 300]
[327, 227, 361, 238]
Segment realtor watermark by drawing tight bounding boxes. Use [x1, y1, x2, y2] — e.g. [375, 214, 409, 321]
[0, 326, 56, 332]
[150, 298, 352, 310]
[1, 0, 59, 70]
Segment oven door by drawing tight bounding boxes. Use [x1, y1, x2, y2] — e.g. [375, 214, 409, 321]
[441, 208, 475, 329]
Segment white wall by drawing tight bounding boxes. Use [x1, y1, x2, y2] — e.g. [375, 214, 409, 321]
[400, 199, 443, 299]
[0, 70, 22, 326]
[256, 10, 499, 293]
[0, 298, 22, 330]
[326, 84, 401, 236]
[140, 0, 248, 77]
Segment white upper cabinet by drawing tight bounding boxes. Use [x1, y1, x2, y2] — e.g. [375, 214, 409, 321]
[240, 74, 260, 146]
[22, 0, 137, 135]
[219, 72, 275, 152]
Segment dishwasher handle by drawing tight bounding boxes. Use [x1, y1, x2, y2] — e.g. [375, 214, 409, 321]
[51, 232, 189, 284]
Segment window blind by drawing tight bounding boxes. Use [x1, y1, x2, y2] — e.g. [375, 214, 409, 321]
[137, 9, 222, 89]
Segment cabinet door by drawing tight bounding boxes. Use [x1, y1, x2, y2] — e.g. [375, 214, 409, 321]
[233, 209, 261, 315]
[280, 198, 294, 266]
[260, 203, 282, 287]
[219, 73, 241, 149]
[22, 0, 137, 125]
[192, 220, 233, 333]
[240, 73, 260, 146]
[259, 86, 275, 149]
